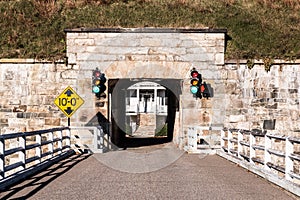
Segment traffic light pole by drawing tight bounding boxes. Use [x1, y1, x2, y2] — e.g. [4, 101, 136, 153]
[68, 117, 70, 126]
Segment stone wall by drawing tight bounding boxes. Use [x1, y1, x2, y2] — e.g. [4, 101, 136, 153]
[1, 29, 299, 151]
[222, 59, 300, 137]
[0, 59, 77, 133]
[0, 59, 299, 149]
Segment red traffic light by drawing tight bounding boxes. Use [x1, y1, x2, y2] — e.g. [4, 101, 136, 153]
[93, 70, 101, 78]
[191, 70, 199, 78]
[200, 84, 205, 93]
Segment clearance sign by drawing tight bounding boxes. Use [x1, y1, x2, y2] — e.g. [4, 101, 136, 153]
[54, 86, 84, 118]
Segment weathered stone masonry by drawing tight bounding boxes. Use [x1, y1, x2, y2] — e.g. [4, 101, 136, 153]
[65, 28, 226, 149]
[223, 59, 300, 137]
[0, 28, 300, 152]
[0, 60, 75, 133]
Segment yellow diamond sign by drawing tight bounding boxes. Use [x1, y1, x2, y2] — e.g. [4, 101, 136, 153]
[54, 86, 84, 117]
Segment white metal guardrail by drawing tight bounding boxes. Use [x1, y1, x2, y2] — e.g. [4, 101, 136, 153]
[0, 127, 74, 191]
[0, 127, 72, 189]
[0, 126, 112, 190]
[219, 128, 300, 196]
[185, 125, 223, 154]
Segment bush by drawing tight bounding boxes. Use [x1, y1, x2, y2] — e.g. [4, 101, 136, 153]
[155, 124, 167, 137]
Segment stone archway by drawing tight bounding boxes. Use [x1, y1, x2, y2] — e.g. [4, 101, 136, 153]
[109, 78, 181, 148]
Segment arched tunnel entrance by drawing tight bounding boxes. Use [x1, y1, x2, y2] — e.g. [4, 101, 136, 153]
[109, 78, 181, 148]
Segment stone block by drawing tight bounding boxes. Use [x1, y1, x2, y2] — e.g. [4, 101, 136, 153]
[67, 32, 89, 39]
[74, 38, 94, 46]
[141, 38, 162, 47]
[183, 53, 215, 62]
[28, 118, 45, 127]
[45, 118, 60, 126]
[8, 118, 28, 128]
[228, 115, 245, 123]
[67, 53, 77, 64]
[201, 69, 221, 80]
[60, 69, 79, 79]
[215, 53, 224, 65]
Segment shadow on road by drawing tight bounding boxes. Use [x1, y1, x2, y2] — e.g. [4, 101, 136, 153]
[124, 136, 171, 148]
[0, 153, 90, 200]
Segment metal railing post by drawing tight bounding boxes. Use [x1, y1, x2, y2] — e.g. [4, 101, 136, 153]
[19, 134, 26, 170]
[187, 127, 197, 152]
[237, 130, 243, 159]
[93, 127, 98, 150]
[249, 132, 255, 164]
[98, 127, 104, 153]
[285, 137, 293, 181]
[0, 138, 4, 179]
[66, 128, 71, 150]
[264, 134, 271, 171]
[221, 130, 225, 151]
[58, 130, 62, 154]
[96, 126, 104, 153]
[49, 130, 54, 158]
[36, 133, 41, 164]
[228, 129, 233, 155]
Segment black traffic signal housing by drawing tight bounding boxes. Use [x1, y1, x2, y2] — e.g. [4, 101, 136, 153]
[190, 68, 202, 97]
[201, 82, 214, 99]
[92, 68, 107, 98]
[190, 68, 213, 99]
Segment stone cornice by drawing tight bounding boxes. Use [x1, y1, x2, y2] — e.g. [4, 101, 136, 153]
[64, 27, 227, 34]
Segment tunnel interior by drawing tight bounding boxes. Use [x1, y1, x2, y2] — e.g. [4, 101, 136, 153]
[109, 78, 181, 148]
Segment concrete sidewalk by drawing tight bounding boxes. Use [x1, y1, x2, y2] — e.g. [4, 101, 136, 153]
[1, 144, 298, 200]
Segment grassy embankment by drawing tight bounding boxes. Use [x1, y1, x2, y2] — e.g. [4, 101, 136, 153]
[0, 0, 299, 60]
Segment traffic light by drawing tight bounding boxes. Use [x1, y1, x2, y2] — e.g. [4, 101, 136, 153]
[190, 68, 202, 97]
[201, 82, 214, 99]
[92, 68, 106, 98]
[190, 68, 214, 99]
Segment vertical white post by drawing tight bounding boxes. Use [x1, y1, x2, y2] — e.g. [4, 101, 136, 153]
[238, 130, 243, 159]
[99, 127, 104, 153]
[228, 130, 233, 154]
[221, 130, 225, 151]
[154, 88, 157, 114]
[0, 138, 4, 179]
[94, 127, 98, 150]
[285, 137, 293, 181]
[48, 131, 54, 158]
[19, 135, 26, 170]
[137, 88, 141, 114]
[249, 132, 256, 164]
[57, 130, 62, 154]
[188, 128, 197, 152]
[66, 128, 71, 150]
[264, 135, 272, 171]
[35, 134, 41, 164]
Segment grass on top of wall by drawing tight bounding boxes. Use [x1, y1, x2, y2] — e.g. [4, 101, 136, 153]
[0, 0, 299, 60]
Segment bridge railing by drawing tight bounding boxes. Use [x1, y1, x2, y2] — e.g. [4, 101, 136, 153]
[0, 127, 71, 180]
[220, 128, 300, 185]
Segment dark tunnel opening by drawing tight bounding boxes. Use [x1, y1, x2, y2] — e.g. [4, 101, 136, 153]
[109, 78, 181, 148]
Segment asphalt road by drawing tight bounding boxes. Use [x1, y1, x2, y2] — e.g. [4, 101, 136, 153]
[0, 143, 298, 200]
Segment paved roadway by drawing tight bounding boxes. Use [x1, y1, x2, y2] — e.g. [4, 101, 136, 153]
[0, 143, 298, 200]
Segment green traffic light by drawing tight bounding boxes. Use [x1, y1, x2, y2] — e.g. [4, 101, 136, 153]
[92, 86, 100, 93]
[190, 86, 198, 94]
